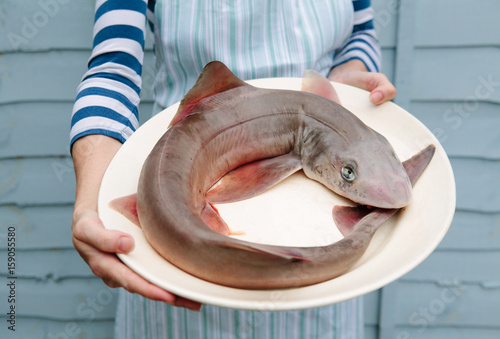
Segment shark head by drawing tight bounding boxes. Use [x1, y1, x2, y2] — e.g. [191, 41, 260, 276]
[304, 128, 412, 209]
[300, 69, 412, 209]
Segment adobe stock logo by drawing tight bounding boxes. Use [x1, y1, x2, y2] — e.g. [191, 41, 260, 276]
[6, 0, 71, 49]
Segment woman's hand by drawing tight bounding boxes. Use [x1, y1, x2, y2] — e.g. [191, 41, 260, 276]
[71, 135, 201, 311]
[328, 59, 396, 105]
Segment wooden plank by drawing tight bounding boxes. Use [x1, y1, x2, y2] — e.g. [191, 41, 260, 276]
[392, 0, 416, 110]
[401, 250, 500, 283]
[0, 0, 94, 52]
[0, 50, 91, 103]
[0, 0, 154, 52]
[373, 0, 400, 48]
[0, 158, 75, 205]
[0, 205, 73, 250]
[0, 249, 93, 279]
[0, 102, 72, 158]
[450, 157, 500, 213]
[364, 291, 381, 325]
[0, 318, 114, 339]
[381, 48, 396, 82]
[0, 101, 154, 159]
[0, 50, 156, 104]
[394, 327, 500, 339]
[394, 282, 500, 328]
[438, 211, 500, 251]
[364, 325, 378, 339]
[415, 0, 500, 47]
[0, 277, 117, 320]
[378, 282, 399, 339]
[411, 48, 500, 103]
[411, 101, 500, 159]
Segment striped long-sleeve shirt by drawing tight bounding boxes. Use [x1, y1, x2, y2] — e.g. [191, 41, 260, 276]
[70, 0, 381, 147]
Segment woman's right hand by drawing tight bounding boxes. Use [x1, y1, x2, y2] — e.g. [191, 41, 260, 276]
[71, 135, 201, 311]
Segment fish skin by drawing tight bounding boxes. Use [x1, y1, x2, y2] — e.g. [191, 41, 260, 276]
[129, 61, 419, 289]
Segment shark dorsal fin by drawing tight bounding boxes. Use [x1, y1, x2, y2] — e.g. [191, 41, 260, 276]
[170, 61, 248, 126]
[301, 69, 341, 104]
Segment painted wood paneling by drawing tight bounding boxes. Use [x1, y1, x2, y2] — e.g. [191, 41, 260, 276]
[0, 50, 156, 104]
[0, 102, 73, 158]
[414, 0, 500, 47]
[0, 249, 92, 279]
[372, 0, 399, 48]
[0, 278, 117, 320]
[411, 101, 500, 159]
[0, 318, 114, 339]
[0, 0, 154, 52]
[0, 205, 73, 250]
[451, 157, 500, 213]
[411, 48, 500, 104]
[394, 282, 500, 327]
[371, 0, 500, 337]
[393, 327, 500, 339]
[438, 211, 500, 251]
[0, 158, 75, 205]
[401, 251, 500, 283]
[0, 0, 94, 52]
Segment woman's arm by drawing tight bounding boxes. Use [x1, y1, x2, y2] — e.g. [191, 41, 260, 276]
[71, 134, 201, 310]
[332, 0, 381, 73]
[71, 0, 200, 310]
[70, 0, 148, 147]
[328, 0, 396, 105]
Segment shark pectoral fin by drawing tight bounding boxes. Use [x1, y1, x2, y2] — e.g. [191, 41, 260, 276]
[206, 153, 302, 204]
[301, 69, 341, 104]
[109, 193, 141, 228]
[333, 205, 396, 236]
[201, 203, 231, 236]
[332, 205, 372, 236]
[221, 241, 312, 262]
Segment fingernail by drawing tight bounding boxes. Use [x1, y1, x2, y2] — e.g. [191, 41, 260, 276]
[117, 236, 133, 253]
[370, 91, 383, 104]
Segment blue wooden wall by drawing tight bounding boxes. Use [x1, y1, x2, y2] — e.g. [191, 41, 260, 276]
[0, 0, 498, 338]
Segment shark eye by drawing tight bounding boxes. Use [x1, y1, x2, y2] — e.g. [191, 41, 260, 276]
[341, 166, 355, 182]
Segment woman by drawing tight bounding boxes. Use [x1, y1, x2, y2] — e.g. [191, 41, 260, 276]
[71, 0, 395, 337]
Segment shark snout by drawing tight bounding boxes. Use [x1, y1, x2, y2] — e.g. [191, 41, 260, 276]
[365, 178, 412, 209]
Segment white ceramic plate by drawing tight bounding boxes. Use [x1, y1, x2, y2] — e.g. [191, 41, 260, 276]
[98, 79, 455, 311]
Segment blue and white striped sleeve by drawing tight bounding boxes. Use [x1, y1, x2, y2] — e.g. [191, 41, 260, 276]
[70, 0, 149, 147]
[332, 0, 382, 72]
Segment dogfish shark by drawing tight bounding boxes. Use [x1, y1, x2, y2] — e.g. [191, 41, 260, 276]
[110, 61, 434, 289]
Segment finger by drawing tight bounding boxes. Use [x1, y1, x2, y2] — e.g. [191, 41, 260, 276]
[79, 239, 174, 301]
[334, 71, 396, 105]
[73, 209, 134, 254]
[368, 82, 396, 106]
[79, 239, 202, 311]
[359, 73, 396, 105]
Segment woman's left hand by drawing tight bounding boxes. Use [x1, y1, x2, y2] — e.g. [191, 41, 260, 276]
[328, 59, 396, 106]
